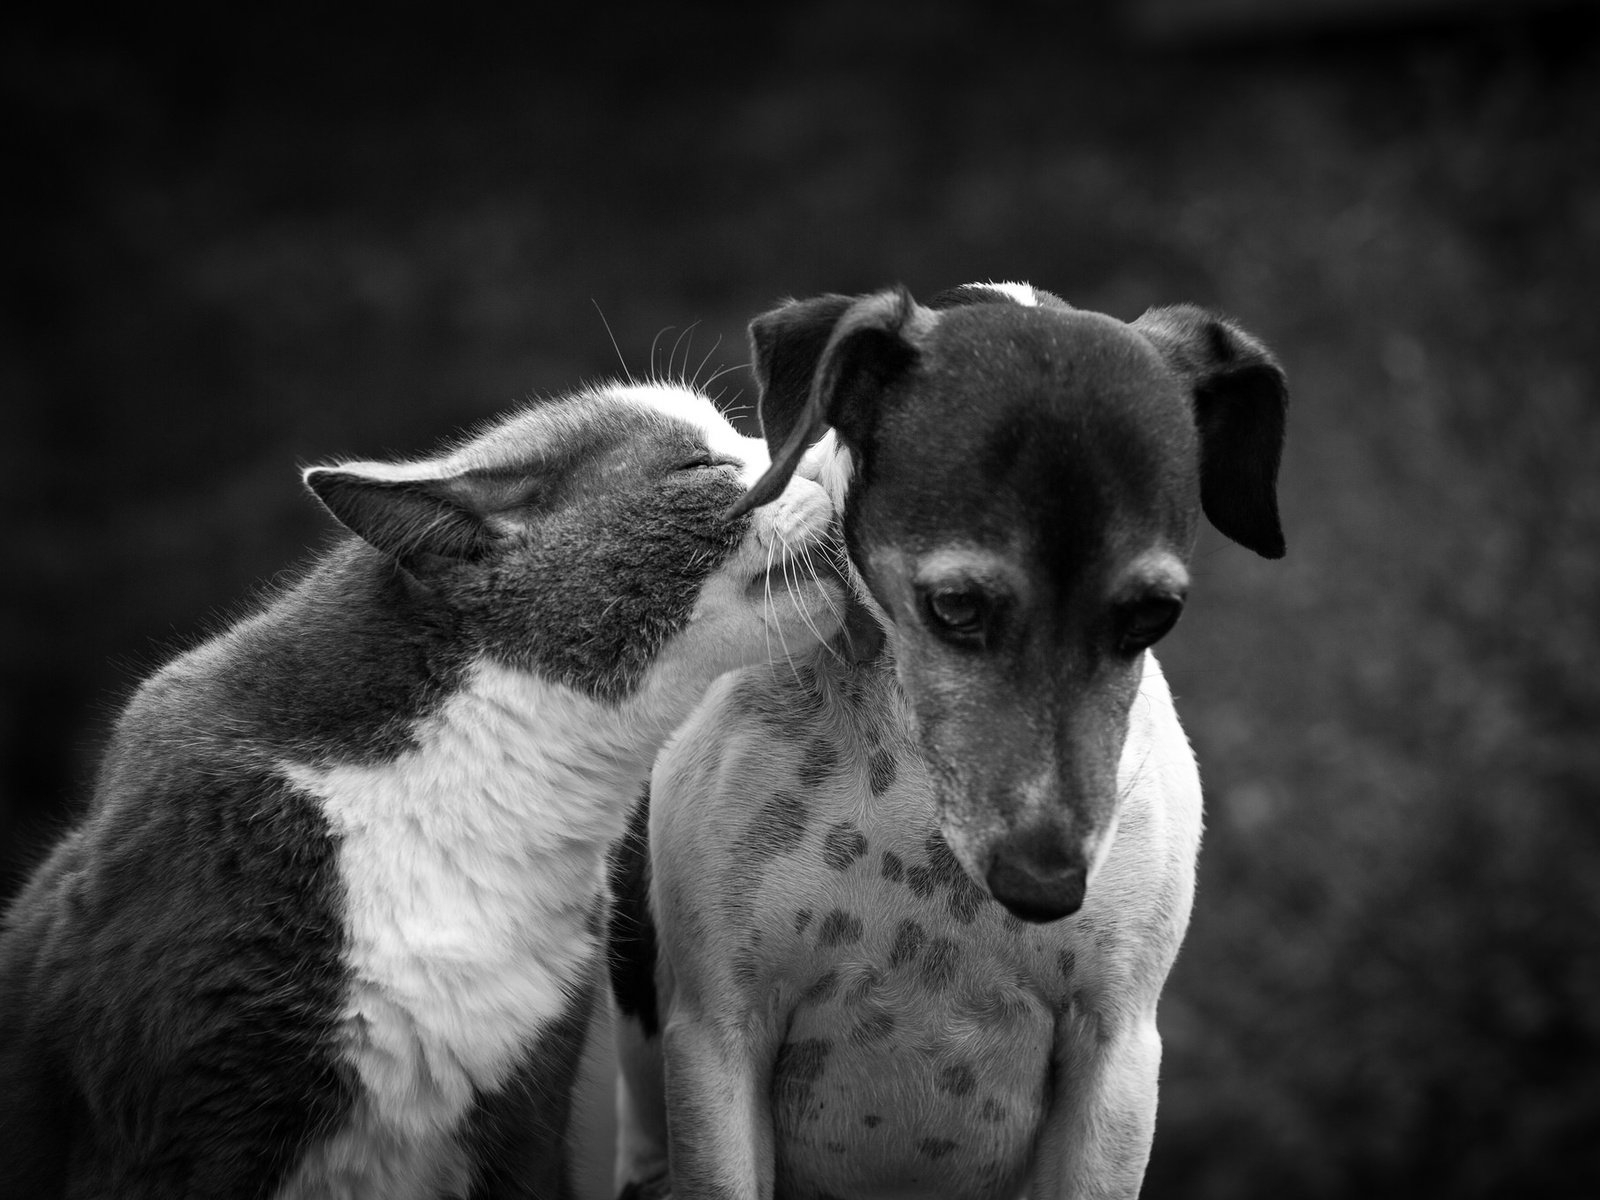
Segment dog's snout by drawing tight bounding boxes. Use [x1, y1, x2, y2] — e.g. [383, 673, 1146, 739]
[985, 838, 1088, 923]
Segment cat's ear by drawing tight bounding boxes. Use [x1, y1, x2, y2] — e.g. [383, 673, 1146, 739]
[731, 286, 934, 517]
[303, 462, 495, 564]
[1133, 304, 1289, 559]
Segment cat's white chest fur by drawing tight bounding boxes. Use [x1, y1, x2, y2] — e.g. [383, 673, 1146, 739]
[276, 658, 656, 1199]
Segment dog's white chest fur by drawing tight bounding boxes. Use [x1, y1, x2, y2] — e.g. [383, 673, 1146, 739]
[276, 659, 654, 1199]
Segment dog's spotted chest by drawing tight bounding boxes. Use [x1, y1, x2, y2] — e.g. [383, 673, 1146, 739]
[731, 663, 1089, 1200]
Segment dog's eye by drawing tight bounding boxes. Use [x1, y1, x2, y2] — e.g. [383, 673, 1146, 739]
[1117, 596, 1183, 652]
[924, 587, 989, 640]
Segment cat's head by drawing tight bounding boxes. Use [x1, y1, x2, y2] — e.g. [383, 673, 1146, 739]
[302, 382, 846, 710]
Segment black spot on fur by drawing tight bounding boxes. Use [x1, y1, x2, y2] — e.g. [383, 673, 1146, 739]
[795, 908, 814, 935]
[905, 833, 967, 899]
[901, 832, 986, 923]
[938, 1064, 977, 1097]
[981, 1097, 1008, 1123]
[881, 850, 905, 883]
[867, 750, 898, 796]
[818, 909, 863, 947]
[863, 1114, 882, 1128]
[756, 791, 810, 854]
[826, 1141, 848, 1154]
[1058, 949, 1076, 979]
[850, 1008, 896, 1046]
[775, 1038, 832, 1085]
[948, 877, 984, 925]
[921, 937, 960, 989]
[924, 832, 968, 889]
[822, 823, 868, 871]
[605, 788, 659, 1036]
[918, 1137, 959, 1161]
[801, 970, 841, 1005]
[725, 791, 811, 915]
[798, 736, 839, 788]
[888, 919, 926, 968]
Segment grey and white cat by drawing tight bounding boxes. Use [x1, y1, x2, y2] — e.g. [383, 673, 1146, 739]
[0, 381, 845, 1200]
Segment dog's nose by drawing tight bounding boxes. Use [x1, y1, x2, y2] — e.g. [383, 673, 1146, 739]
[985, 843, 1087, 923]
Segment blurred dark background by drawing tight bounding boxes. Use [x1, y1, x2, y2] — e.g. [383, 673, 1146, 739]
[4, 0, 1598, 1195]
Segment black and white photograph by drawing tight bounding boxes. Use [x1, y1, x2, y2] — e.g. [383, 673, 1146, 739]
[3, 1, 1596, 1196]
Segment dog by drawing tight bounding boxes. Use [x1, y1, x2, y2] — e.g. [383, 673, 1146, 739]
[607, 281, 1287, 1199]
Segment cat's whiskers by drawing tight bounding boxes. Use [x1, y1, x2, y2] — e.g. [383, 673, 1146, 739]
[761, 534, 807, 687]
[592, 300, 635, 383]
[667, 323, 698, 384]
[782, 540, 845, 669]
[648, 326, 673, 384]
[689, 335, 724, 391]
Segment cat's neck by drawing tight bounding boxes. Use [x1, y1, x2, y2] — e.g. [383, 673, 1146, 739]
[279, 656, 673, 858]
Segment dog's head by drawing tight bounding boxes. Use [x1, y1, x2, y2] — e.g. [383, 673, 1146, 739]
[733, 282, 1287, 922]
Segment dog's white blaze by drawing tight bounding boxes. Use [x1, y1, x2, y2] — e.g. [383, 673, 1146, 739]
[974, 280, 1039, 306]
[278, 660, 682, 1197]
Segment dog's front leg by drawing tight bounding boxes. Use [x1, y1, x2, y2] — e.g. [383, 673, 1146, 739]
[1023, 1004, 1163, 1200]
[660, 999, 780, 1200]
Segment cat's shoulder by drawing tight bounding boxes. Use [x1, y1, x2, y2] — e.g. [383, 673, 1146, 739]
[108, 540, 465, 782]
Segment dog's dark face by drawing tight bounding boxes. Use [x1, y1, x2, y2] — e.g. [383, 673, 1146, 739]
[736, 284, 1287, 921]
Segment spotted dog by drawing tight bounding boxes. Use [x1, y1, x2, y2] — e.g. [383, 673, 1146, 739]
[608, 283, 1288, 1199]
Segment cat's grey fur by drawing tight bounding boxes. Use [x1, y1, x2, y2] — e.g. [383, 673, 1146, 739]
[0, 380, 843, 1200]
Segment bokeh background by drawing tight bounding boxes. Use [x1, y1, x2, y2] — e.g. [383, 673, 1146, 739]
[4, 1, 1597, 1195]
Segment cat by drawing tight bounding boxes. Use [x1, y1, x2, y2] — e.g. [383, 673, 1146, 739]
[0, 380, 846, 1200]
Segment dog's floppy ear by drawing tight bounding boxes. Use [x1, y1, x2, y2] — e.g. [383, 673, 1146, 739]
[731, 286, 933, 517]
[746, 293, 855, 456]
[1134, 304, 1289, 559]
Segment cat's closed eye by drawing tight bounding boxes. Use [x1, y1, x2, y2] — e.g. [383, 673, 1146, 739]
[675, 456, 737, 473]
